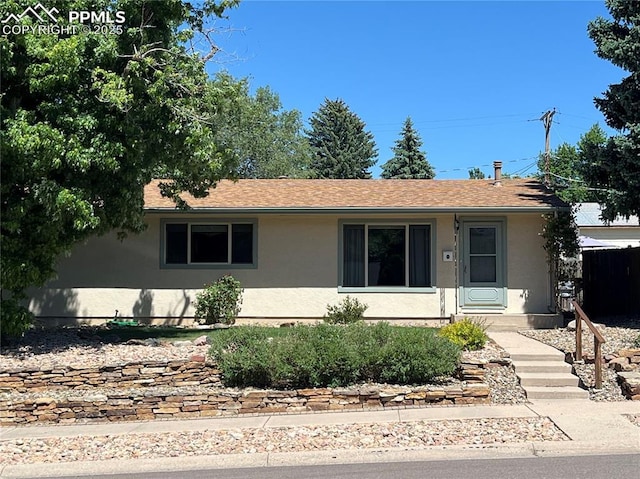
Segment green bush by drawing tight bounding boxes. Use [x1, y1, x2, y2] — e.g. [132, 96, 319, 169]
[324, 296, 368, 324]
[0, 298, 33, 344]
[207, 326, 273, 388]
[438, 318, 488, 351]
[194, 275, 243, 325]
[209, 323, 461, 389]
[634, 334, 640, 348]
[377, 327, 462, 384]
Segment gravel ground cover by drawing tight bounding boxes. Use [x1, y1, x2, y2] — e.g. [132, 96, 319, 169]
[5, 324, 640, 466]
[0, 328, 211, 370]
[520, 318, 639, 401]
[0, 417, 568, 465]
[0, 327, 551, 465]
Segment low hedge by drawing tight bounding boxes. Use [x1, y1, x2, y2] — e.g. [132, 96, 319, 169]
[208, 323, 461, 389]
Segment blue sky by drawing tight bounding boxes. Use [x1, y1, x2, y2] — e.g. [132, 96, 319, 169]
[209, 1, 622, 179]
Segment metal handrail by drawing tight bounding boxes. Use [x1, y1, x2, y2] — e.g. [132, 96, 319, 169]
[571, 300, 606, 389]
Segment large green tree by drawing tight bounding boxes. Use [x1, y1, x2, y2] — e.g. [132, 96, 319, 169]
[537, 124, 607, 204]
[381, 117, 434, 179]
[584, 0, 640, 219]
[0, 0, 239, 336]
[211, 72, 311, 178]
[306, 98, 377, 179]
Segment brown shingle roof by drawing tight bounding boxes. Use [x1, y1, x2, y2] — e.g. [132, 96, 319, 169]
[144, 179, 567, 211]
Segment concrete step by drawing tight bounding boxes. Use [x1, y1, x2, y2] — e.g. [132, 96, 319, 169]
[510, 352, 566, 362]
[518, 372, 580, 388]
[511, 360, 572, 374]
[525, 386, 589, 400]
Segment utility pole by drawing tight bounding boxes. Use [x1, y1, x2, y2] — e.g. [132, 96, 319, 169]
[540, 108, 556, 185]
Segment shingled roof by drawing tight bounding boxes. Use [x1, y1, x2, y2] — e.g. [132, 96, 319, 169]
[143, 178, 567, 212]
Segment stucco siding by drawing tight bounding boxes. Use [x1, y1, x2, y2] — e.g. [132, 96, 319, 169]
[505, 214, 550, 313]
[29, 212, 552, 321]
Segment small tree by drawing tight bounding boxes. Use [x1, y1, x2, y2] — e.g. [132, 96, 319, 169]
[381, 117, 435, 179]
[541, 210, 580, 310]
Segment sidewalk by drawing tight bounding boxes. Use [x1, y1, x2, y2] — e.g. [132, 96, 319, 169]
[1, 333, 639, 478]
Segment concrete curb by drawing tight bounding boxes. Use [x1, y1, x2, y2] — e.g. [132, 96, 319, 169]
[3, 441, 639, 478]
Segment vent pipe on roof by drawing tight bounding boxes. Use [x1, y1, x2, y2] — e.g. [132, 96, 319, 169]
[493, 161, 503, 187]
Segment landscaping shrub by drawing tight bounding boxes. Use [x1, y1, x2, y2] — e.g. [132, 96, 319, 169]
[209, 323, 461, 389]
[634, 334, 640, 348]
[438, 317, 488, 351]
[194, 275, 243, 325]
[207, 326, 273, 388]
[0, 298, 32, 344]
[377, 327, 462, 384]
[324, 296, 368, 324]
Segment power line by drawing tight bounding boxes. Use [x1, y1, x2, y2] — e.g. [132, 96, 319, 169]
[435, 156, 538, 175]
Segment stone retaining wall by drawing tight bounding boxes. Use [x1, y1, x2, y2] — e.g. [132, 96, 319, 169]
[0, 383, 491, 425]
[0, 359, 494, 425]
[0, 358, 220, 392]
[607, 348, 640, 400]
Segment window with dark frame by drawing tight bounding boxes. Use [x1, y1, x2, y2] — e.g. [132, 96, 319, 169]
[165, 222, 254, 265]
[342, 223, 431, 288]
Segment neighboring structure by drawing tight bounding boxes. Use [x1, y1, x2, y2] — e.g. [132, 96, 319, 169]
[29, 163, 568, 327]
[576, 203, 640, 249]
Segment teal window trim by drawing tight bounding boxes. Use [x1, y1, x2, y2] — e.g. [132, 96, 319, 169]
[337, 218, 437, 293]
[160, 218, 258, 270]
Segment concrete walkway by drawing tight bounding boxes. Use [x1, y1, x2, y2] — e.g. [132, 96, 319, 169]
[1, 333, 639, 478]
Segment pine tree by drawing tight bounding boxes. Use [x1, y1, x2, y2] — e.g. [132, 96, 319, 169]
[381, 117, 435, 179]
[584, 0, 640, 219]
[306, 98, 377, 179]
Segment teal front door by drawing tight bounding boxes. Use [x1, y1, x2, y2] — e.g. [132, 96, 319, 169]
[460, 221, 506, 308]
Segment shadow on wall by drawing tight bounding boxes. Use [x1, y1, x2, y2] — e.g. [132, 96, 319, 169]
[132, 289, 154, 318]
[27, 288, 106, 328]
[162, 290, 193, 325]
[29, 287, 82, 321]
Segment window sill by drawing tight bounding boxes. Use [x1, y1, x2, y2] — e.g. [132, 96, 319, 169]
[161, 263, 257, 270]
[338, 286, 437, 294]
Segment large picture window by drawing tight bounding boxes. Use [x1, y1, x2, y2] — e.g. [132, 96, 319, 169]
[164, 221, 255, 267]
[342, 223, 432, 289]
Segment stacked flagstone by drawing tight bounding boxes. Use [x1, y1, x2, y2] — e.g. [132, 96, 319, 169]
[0, 359, 493, 425]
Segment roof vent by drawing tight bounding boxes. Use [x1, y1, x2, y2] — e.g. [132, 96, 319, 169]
[493, 161, 503, 187]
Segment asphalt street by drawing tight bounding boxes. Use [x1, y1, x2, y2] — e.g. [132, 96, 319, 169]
[33, 454, 640, 479]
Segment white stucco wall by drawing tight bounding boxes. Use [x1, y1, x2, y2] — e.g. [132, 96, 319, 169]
[29, 212, 552, 321]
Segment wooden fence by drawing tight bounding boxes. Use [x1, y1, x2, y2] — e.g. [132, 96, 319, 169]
[582, 247, 640, 318]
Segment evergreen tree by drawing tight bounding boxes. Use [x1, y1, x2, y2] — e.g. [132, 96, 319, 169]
[584, 0, 640, 219]
[468, 167, 486, 179]
[306, 98, 377, 179]
[381, 117, 435, 179]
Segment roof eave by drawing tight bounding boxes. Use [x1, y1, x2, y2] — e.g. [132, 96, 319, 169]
[144, 206, 567, 215]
